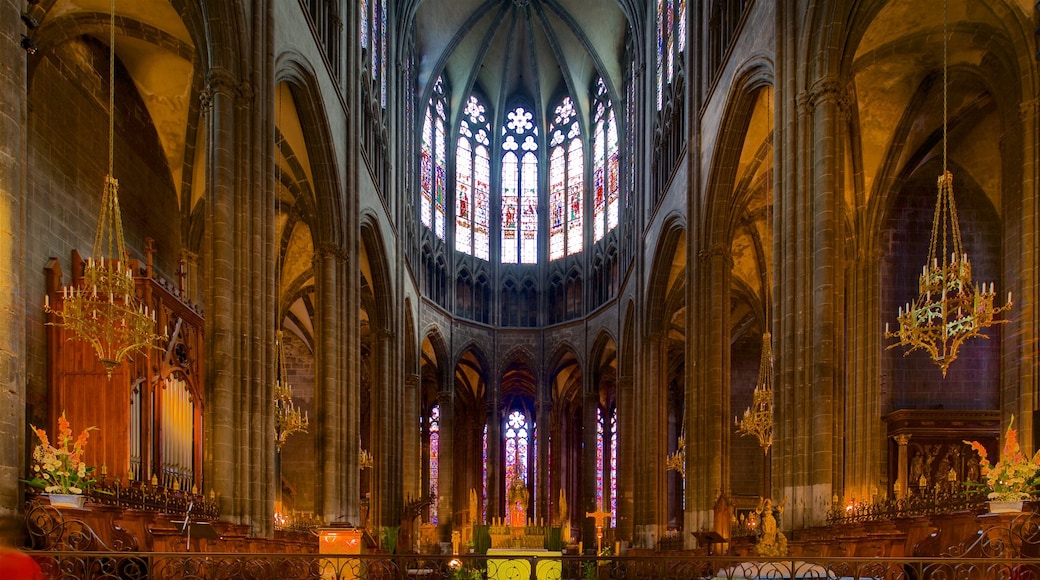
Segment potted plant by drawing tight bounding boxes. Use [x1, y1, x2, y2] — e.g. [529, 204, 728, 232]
[23, 412, 99, 508]
[964, 415, 1040, 512]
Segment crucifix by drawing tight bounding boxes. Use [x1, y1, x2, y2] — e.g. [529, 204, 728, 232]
[585, 505, 611, 555]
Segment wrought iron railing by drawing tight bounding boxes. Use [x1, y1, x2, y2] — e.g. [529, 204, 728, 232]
[19, 552, 1040, 580]
[826, 489, 986, 525]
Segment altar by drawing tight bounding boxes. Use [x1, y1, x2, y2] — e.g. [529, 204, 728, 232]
[486, 548, 562, 580]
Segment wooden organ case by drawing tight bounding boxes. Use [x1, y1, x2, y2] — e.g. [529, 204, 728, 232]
[45, 242, 204, 492]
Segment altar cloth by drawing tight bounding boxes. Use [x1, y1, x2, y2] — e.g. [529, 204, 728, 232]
[486, 548, 562, 580]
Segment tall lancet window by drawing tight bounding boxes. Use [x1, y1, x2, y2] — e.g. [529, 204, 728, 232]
[420, 78, 447, 239]
[592, 79, 620, 242]
[549, 96, 583, 260]
[656, 0, 685, 110]
[505, 410, 531, 489]
[428, 405, 440, 523]
[456, 95, 492, 260]
[501, 105, 539, 264]
[360, 0, 388, 107]
[596, 406, 619, 521]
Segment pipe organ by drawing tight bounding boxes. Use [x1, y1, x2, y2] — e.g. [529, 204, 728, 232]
[46, 243, 204, 492]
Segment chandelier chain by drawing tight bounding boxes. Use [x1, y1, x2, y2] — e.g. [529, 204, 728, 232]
[885, 0, 1012, 376]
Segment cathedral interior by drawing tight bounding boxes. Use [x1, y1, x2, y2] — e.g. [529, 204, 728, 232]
[2, 0, 1040, 560]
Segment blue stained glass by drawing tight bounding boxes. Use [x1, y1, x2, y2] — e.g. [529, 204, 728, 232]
[430, 405, 440, 524]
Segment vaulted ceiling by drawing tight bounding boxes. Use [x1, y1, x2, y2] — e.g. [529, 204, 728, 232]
[413, 0, 629, 132]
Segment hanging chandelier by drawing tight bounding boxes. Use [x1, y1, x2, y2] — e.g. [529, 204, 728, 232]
[884, 0, 1011, 377]
[735, 332, 773, 453]
[43, 0, 161, 377]
[665, 436, 685, 480]
[274, 331, 309, 451]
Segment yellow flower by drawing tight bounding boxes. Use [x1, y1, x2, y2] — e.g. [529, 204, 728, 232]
[22, 412, 99, 496]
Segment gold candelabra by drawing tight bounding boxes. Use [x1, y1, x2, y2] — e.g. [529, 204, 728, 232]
[665, 436, 685, 480]
[884, 1, 1011, 377]
[735, 332, 773, 452]
[43, 0, 161, 377]
[274, 331, 309, 450]
[359, 448, 374, 469]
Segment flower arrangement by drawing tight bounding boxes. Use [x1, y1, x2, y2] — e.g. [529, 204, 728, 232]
[964, 415, 1040, 502]
[24, 412, 98, 495]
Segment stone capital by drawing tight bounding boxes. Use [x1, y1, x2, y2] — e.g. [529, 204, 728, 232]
[805, 77, 847, 113]
[697, 243, 731, 266]
[316, 242, 350, 263]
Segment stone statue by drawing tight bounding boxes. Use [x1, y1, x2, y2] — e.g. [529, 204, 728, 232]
[557, 489, 571, 543]
[469, 488, 479, 525]
[754, 497, 787, 558]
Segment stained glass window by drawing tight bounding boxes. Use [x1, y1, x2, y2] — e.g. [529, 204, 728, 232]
[456, 95, 491, 260]
[596, 407, 605, 509]
[505, 410, 530, 487]
[360, 0, 387, 108]
[610, 409, 618, 521]
[656, 0, 667, 110]
[549, 97, 583, 260]
[429, 405, 440, 524]
[501, 106, 538, 264]
[420, 78, 447, 239]
[596, 406, 618, 522]
[482, 424, 488, 522]
[360, 0, 368, 50]
[656, 0, 683, 110]
[592, 79, 619, 242]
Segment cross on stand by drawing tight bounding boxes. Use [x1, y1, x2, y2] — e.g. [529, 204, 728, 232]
[585, 505, 611, 555]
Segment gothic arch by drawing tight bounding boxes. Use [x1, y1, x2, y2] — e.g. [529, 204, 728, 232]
[360, 215, 396, 332]
[276, 53, 347, 249]
[644, 216, 686, 337]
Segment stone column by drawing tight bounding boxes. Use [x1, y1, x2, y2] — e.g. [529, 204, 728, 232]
[436, 388, 455, 536]
[202, 65, 276, 534]
[535, 397, 551, 522]
[373, 327, 402, 527]
[637, 332, 668, 540]
[315, 243, 352, 524]
[1017, 98, 1038, 447]
[403, 372, 421, 502]
[582, 374, 599, 542]
[0, 0, 28, 517]
[486, 378, 502, 521]
[691, 243, 730, 525]
[615, 375, 634, 542]
[893, 434, 910, 500]
[845, 249, 884, 502]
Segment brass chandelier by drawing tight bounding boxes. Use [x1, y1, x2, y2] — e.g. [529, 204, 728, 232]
[884, 0, 1011, 377]
[274, 331, 309, 451]
[44, 0, 161, 377]
[736, 332, 773, 453]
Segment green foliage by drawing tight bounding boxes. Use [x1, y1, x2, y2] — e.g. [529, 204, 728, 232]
[472, 525, 491, 554]
[379, 525, 400, 554]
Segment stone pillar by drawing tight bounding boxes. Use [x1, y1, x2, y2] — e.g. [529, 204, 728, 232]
[1017, 98, 1038, 447]
[372, 327, 401, 527]
[615, 375, 634, 542]
[636, 332, 668, 541]
[535, 397, 551, 522]
[486, 378, 502, 520]
[893, 434, 910, 500]
[436, 388, 455, 536]
[845, 250, 885, 502]
[0, 0, 28, 517]
[403, 372, 421, 502]
[315, 243, 352, 524]
[201, 65, 276, 534]
[691, 243, 730, 526]
[582, 375, 599, 542]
